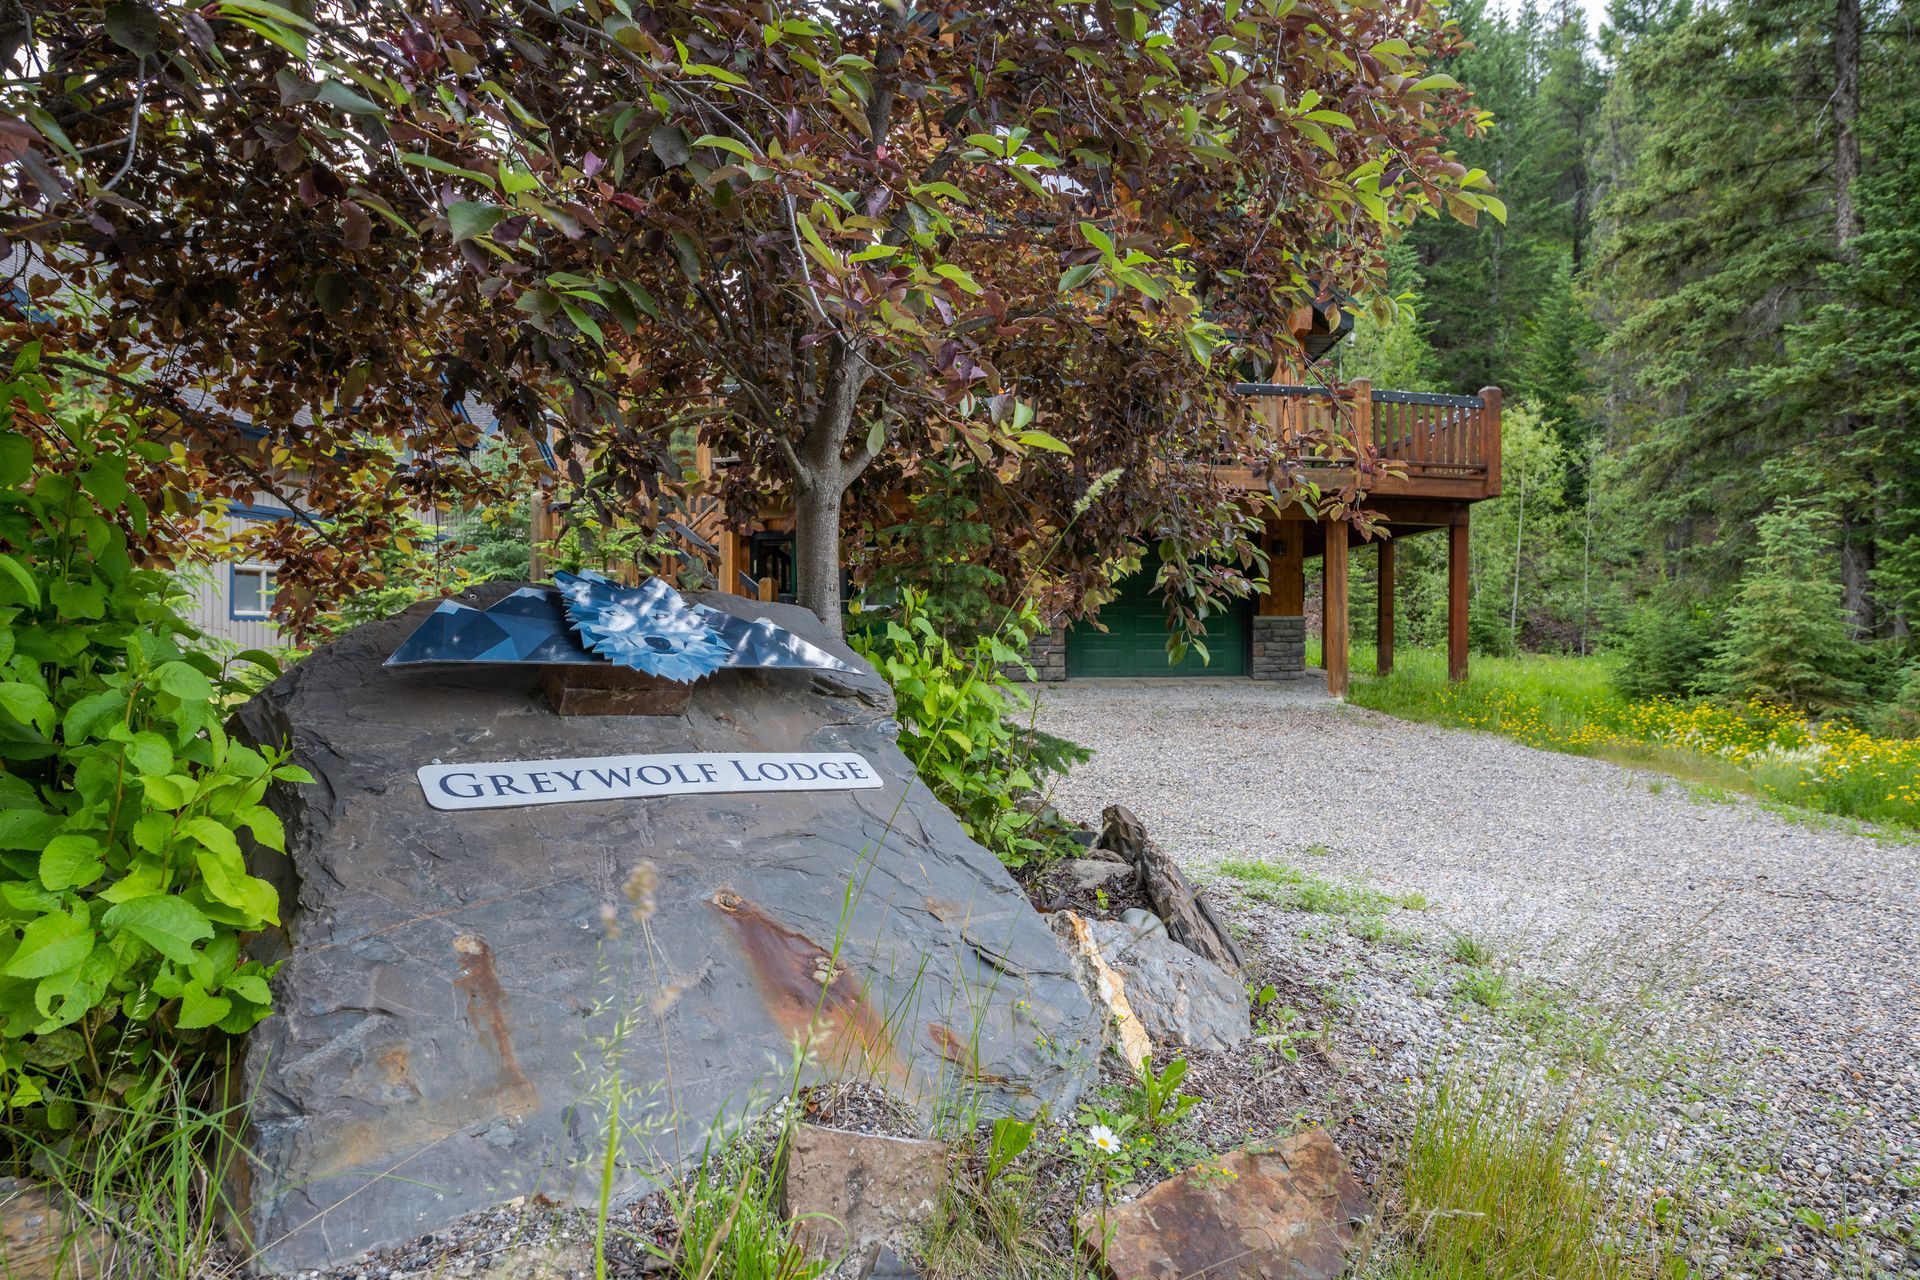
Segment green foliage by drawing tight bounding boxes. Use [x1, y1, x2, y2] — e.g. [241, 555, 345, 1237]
[5, 1056, 254, 1280]
[1376, 1077, 1679, 1280]
[1131, 1054, 1200, 1135]
[859, 456, 1006, 645]
[1609, 591, 1715, 702]
[849, 591, 1086, 867]
[1705, 500, 1865, 712]
[652, 1137, 825, 1280]
[451, 443, 534, 584]
[0, 354, 304, 1122]
[1516, 255, 1601, 461]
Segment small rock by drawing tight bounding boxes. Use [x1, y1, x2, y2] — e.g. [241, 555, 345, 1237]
[1117, 908, 1166, 938]
[473, 1241, 595, 1278]
[1079, 1130, 1368, 1280]
[860, 1243, 926, 1278]
[1087, 918, 1250, 1051]
[0, 1178, 115, 1279]
[1058, 859, 1134, 894]
[782, 1125, 948, 1263]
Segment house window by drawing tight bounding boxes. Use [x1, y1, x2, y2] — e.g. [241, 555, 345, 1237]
[230, 562, 277, 619]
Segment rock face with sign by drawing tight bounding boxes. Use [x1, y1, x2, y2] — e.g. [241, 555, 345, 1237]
[229, 586, 1101, 1273]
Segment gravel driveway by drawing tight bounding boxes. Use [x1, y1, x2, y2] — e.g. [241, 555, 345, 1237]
[1033, 679, 1920, 1279]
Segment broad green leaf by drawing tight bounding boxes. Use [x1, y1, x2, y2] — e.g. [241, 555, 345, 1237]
[0, 809, 60, 851]
[237, 805, 285, 850]
[103, 897, 214, 966]
[691, 134, 759, 162]
[1413, 73, 1461, 92]
[225, 973, 272, 1005]
[182, 816, 241, 860]
[5, 912, 92, 979]
[448, 201, 506, 242]
[0, 683, 53, 734]
[217, 0, 317, 31]
[175, 982, 230, 1031]
[1079, 222, 1115, 255]
[0, 433, 30, 486]
[124, 732, 173, 776]
[152, 662, 212, 701]
[62, 688, 126, 742]
[316, 80, 381, 117]
[193, 851, 280, 926]
[1017, 430, 1073, 455]
[399, 153, 497, 190]
[0, 556, 39, 605]
[141, 773, 193, 810]
[80, 455, 129, 507]
[1058, 263, 1101, 293]
[560, 301, 604, 346]
[39, 833, 105, 892]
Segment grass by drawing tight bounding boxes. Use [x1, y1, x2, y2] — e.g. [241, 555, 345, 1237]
[1342, 646, 1920, 833]
[1362, 1077, 1683, 1280]
[1215, 857, 1427, 918]
[2, 1059, 255, 1280]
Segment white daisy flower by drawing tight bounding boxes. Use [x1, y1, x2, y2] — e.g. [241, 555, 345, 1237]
[1087, 1124, 1120, 1155]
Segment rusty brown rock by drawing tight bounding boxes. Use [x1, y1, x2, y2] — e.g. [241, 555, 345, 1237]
[1077, 1130, 1369, 1280]
[782, 1126, 948, 1263]
[0, 1178, 115, 1278]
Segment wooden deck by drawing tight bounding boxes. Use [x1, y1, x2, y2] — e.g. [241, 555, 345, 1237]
[1222, 379, 1503, 503]
[1231, 379, 1504, 697]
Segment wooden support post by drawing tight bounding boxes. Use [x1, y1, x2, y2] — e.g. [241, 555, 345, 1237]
[1480, 386, 1503, 498]
[1324, 519, 1349, 698]
[1377, 537, 1396, 677]
[1448, 516, 1470, 682]
[1263, 519, 1306, 616]
[528, 488, 553, 581]
[1349, 377, 1374, 451]
[757, 575, 777, 603]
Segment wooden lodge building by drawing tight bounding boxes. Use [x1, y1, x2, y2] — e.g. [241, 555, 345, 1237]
[671, 307, 1504, 698]
[189, 301, 1498, 697]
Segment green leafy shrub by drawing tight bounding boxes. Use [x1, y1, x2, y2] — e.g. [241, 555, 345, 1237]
[0, 353, 305, 1123]
[849, 590, 1085, 866]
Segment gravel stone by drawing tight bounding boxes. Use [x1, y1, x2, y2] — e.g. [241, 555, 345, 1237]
[1034, 679, 1920, 1280]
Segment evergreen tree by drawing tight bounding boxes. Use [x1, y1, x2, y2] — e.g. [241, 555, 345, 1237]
[1707, 499, 1865, 711]
[1762, 101, 1920, 637]
[1515, 254, 1600, 458]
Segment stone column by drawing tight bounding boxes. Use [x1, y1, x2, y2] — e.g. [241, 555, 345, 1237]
[1250, 615, 1307, 680]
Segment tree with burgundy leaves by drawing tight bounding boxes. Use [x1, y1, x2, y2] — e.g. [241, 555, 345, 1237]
[2, 0, 1498, 639]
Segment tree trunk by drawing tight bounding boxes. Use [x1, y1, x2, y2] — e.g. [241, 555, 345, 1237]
[1834, 0, 1872, 634]
[788, 339, 871, 638]
[1834, 0, 1861, 257]
[792, 472, 844, 636]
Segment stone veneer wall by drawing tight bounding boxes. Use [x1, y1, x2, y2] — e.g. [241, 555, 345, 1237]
[1251, 615, 1307, 680]
[1005, 623, 1069, 683]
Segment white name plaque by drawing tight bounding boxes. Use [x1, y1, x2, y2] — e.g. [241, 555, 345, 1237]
[418, 751, 883, 811]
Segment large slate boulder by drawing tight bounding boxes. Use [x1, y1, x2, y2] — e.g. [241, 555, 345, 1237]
[230, 587, 1100, 1273]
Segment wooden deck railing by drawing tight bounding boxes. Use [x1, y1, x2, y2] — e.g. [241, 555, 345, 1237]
[1229, 380, 1503, 501]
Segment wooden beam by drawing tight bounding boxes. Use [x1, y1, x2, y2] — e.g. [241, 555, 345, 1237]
[1377, 536, 1396, 677]
[1324, 518, 1349, 698]
[1448, 517, 1470, 682]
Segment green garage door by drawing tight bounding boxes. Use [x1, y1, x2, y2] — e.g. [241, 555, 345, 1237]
[1065, 569, 1250, 677]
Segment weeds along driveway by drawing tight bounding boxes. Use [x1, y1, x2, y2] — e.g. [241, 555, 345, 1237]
[1032, 678, 1920, 1279]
